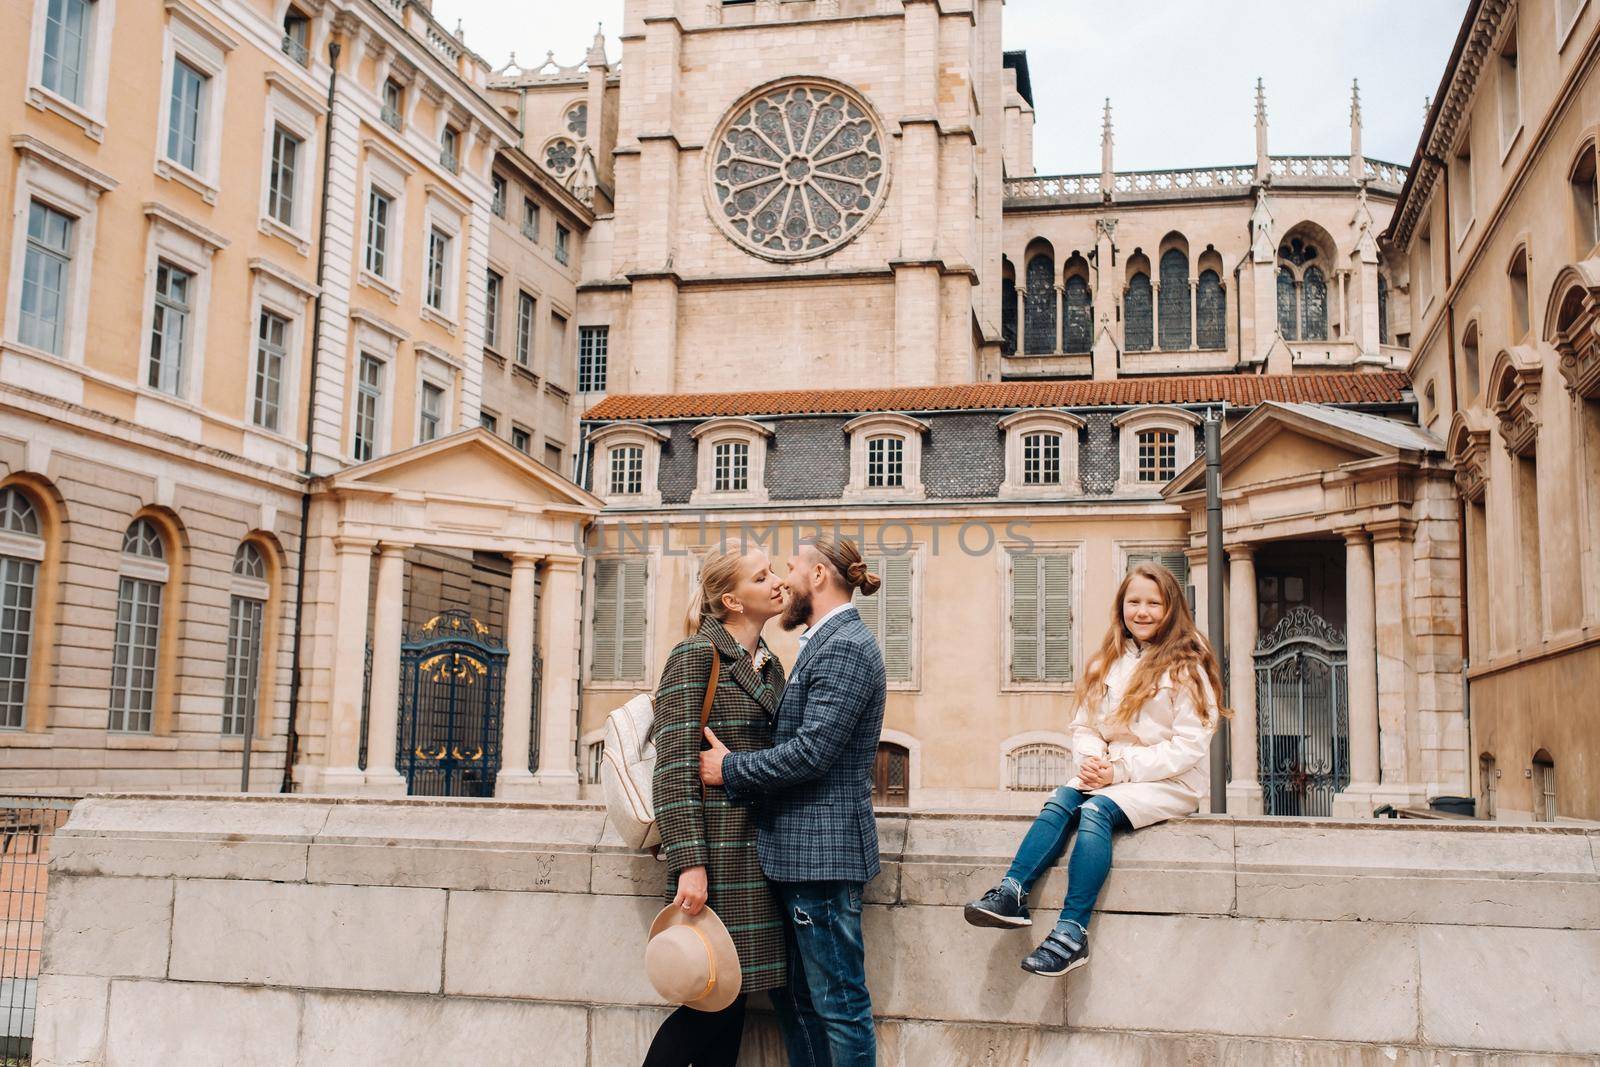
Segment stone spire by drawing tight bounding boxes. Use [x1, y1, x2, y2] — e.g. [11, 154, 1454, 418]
[1100, 98, 1114, 199]
[586, 23, 608, 68]
[1254, 78, 1270, 182]
[1349, 79, 1365, 180]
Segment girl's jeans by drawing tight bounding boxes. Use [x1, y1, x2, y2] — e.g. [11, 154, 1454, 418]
[1003, 786, 1132, 938]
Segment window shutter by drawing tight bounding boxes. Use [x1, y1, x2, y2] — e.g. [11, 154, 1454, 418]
[1041, 554, 1073, 682]
[856, 554, 914, 683]
[620, 557, 649, 680]
[1126, 548, 1191, 593]
[1010, 553, 1040, 682]
[590, 559, 619, 680]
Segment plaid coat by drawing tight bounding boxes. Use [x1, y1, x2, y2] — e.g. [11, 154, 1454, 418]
[723, 606, 887, 885]
[651, 619, 788, 993]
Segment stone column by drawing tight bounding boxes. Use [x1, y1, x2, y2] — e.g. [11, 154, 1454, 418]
[322, 537, 375, 792]
[1054, 284, 1065, 353]
[1151, 280, 1161, 347]
[1333, 527, 1380, 817]
[496, 553, 541, 798]
[362, 543, 409, 794]
[532, 555, 584, 792]
[1189, 279, 1199, 349]
[1227, 544, 1264, 813]
[1370, 521, 1419, 804]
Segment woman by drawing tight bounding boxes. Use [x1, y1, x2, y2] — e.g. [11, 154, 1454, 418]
[964, 561, 1226, 977]
[644, 548, 789, 1067]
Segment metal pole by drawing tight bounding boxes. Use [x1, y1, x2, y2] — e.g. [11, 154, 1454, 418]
[1205, 412, 1229, 813]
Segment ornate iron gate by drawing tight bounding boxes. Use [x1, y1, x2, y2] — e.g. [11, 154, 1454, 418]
[1254, 606, 1349, 816]
[397, 610, 507, 797]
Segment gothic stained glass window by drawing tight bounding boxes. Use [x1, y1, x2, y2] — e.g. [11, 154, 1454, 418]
[1125, 273, 1153, 351]
[565, 102, 588, 137]
[1301, 266, 1329, 340]
[1158, 248, 1191, 350]
[1277, 266, 1299, 340]
[1063, 274, 1092, 353]
[1024, 255, 1056, 354]
[708, 79, 888, 261]
[1001, 273, 1018, 356]
[1378, 274, 1390, 344]
[1197, 269, 1226, 349]
[545, 138, 577, 176]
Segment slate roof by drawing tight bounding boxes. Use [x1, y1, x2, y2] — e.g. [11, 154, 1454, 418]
[583, 371, 1412, 422]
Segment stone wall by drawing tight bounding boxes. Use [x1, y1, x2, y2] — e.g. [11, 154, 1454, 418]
[33, 795, 1600, 1065]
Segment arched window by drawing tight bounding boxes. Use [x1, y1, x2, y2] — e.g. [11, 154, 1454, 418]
[1478, 753, 1497, 820]
[1001, 260, 1018, 357]
[1571, 141, 1599, 255]
[1508, 246, 1531, 340]
[1063, 274, 1092, 353]
[1024, 253, 1056, 355]
[1378, 274, 1390, 345]
[110, 519, 168, 734]
[873, 742, 910, 807]
[1276, 266, 1298, 339]
[1462, 321, 1481, 401]
[1125, 272, 1153, 351]
[1532, 749, 1556, 822]
[1006, 742, 1069, 791]
[223, 542, 270, 737]
[0, 488, 43, 731]
[1301, 266, 1329, 340]
[844, 413, 928, 500]
[1158, 247, 1191, 350]
[999, 410, 1085, 499]
[1196, 269, 1225, 349]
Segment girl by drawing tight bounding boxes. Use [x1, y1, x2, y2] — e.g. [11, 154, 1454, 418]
[644, 548, 789, 1067]
[964, 561, 1226, 977]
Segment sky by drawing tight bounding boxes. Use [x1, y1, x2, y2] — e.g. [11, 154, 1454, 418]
[432, 0, 1468, 174]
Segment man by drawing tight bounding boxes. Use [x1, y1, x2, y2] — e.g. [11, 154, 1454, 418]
[700, 535, 887, 1067]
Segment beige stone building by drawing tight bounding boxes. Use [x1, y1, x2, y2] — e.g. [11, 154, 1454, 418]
[1390, 0, 1600, 821]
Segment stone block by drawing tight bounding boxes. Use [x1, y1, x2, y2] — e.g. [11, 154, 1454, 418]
[169, 880, 445, 994]
[444, 889, 662, 1004]
[1065, 913, 1421, 1043]
[103, 979, 300, 1066]
[308, 840, 590, 893]
[590, 1004, 675, 1066]
[42, 875, 172, 980]
[297, 989, 588, 1066]
[591, 849, 672, 897]
[862, 904, 1067, 1026]
[30, 973, 108, 1067]
[1234, 822, 1600, 928]
[1418, 925, 1600, 1055]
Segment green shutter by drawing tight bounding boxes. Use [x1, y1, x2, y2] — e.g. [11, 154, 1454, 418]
[1041, 554, 1073, 682]
[1010, 553, 1040, 682]
[620, 557, 649, 680]
[856, 554, 915, 683]
[591, 559, 620, 680]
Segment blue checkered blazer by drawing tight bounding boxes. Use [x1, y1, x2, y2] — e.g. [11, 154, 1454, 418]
[723, 605, 887, 885]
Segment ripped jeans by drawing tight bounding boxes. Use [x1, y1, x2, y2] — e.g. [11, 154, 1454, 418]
[769, 880, 875, 1067]
[1004, 786, 1132, 941]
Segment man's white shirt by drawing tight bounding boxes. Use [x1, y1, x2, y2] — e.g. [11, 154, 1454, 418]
[797, 601, 857, 654]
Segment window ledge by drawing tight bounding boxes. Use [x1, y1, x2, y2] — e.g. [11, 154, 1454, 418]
[358, 271, 402, 304]
[512, 362, 539, 383]
[599, 491, 663, 509]
[998, 481, 1082, 500]
[1499, 124, 1525, 165]
[689, 488, 771, 507]
[106, 733, 181, 750]
[154, 158, 220, 205]
[258, 215, 312, 257]
[0, 732, 55, 748]
[1001, 681, 1077, 695]
[25, 85, 105, 142]
[842, 486, 928, 502]
[585, 680, 651, 692]
[1453, 217, 1478, 250]
[420, 305, 458, 335]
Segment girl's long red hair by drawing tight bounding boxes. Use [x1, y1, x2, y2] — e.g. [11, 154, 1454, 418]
[1075, 562, 1230, 728]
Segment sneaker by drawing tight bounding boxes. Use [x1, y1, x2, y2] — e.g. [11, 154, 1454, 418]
[1020, 931, 1089, 977]
[963, 881, 1031, 928]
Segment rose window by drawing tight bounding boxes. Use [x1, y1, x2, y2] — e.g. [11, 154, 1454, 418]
[566, 102, 587, 137]
[708, 78, 888, 261]
[545, 138, 577, 176]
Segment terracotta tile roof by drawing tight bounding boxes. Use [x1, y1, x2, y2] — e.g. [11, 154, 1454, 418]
[583, 371, 1412, 421]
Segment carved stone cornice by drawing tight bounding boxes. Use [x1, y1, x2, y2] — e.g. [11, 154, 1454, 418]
[1545, 260, 1600, 400]
[1446, 411, 1491, 503]
[1487, 346, 1543, 458]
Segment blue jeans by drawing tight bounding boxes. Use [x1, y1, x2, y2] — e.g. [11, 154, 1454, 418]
[768, 880, 875, 1067]
[1004, 786, 1131, 938]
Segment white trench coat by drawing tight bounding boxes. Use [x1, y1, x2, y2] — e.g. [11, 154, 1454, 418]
[1065, 647, 1219, 829]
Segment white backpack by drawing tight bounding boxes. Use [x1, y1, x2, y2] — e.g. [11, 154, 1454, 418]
[600, 648, 720, 852]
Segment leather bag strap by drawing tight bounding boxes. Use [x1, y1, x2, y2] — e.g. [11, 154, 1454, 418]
[697, 649, 721, 800]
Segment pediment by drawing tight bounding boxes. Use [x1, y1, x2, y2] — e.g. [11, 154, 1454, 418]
[329, 428, 602, 512]
[1165, 401, 1441, 497]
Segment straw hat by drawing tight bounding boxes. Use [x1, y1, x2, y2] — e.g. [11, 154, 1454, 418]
[645, 903, 742, 1013]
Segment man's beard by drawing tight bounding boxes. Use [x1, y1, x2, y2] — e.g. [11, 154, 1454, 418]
[780, 585, 813, 631]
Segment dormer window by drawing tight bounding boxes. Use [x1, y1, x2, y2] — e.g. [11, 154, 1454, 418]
[999, 410, 1085, 498]
[844, 413, 928, 500]
[1113, 406, 1202, 493]
[691, 418, 772, 505]
[282, 8, 310, 66]
[590, 423, 667, 507]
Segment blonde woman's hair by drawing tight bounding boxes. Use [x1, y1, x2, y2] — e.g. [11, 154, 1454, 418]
[1075, 561, 1230, 728]
[810, 535, 882, 596]
[684, 548, 749, 636]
